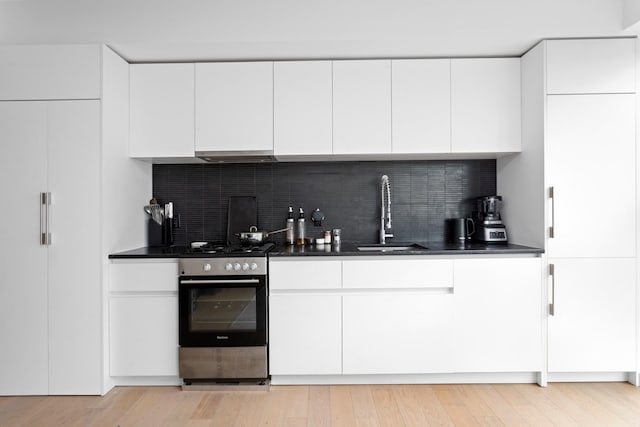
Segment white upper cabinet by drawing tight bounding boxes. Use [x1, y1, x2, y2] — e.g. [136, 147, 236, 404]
[451, 58, 521, 153]
[0, 45, 101, 101]
[195, 62, 274, 153]
[129, 64, 195, 158]
[546, 94, 636, 258]
[391, 59, 451, 153]
[274, 61, 333, 156]
[546, 38, 636, 95]
[332, 60, 392, 155]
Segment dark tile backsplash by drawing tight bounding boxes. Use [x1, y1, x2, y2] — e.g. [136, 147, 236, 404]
[152, 160, 496, 245]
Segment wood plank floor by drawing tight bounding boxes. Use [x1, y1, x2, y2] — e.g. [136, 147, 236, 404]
[1, 383, 640, 426]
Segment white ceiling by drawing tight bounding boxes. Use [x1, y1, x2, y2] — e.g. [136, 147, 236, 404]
[0, 0, 638, 62]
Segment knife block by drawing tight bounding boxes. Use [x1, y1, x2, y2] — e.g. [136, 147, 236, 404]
[147, 219, 163, 247]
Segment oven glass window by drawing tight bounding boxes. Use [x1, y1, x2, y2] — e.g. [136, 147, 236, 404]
[189, 288, 257, 332]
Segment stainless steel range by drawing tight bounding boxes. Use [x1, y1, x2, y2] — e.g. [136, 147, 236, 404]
[178, 242, 273, 387]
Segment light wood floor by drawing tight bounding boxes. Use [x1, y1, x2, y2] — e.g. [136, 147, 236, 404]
[1, 383, 640, 426]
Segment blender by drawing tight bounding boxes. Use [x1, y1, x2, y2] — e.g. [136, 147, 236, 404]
[474, 196, 508, 243]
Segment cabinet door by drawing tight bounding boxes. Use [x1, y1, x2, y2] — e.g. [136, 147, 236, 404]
[0, 45, 101, 101]
[342, 293, 454, 374]
[453, 258, 542, 372]
[270, 259, 342, 290]
[342, 258, 453, 289]
[391, 59, 451, 153]
[47, 100, 103, 394]
[546, 38, 636, 95]
[195, 62, 273, 152]
[130, 64, 195, 158]
[547, 94, 636, 258]
[0, 101, 49, 395]
[451, 58, 521, 153]
[274, 61, 332, 156]
[110, 295, 179, 376]
[269, 294, 342, 375]
[110, 260, 179, 292]
[333, 60, 391, 154]
[548, 258, 636, 372]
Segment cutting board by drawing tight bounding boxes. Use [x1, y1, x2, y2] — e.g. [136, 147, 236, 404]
[226, 196, 257, 243]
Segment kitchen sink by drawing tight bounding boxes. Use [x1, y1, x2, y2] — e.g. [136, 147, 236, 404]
[356, 243, 428, 252]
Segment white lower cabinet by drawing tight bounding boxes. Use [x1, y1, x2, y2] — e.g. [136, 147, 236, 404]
[109, 260, 179, 379]
[270, 256, 543, 380]
[342, 293, 453, 374]
[110, 295, 179, 376]
[269, 294, 341, 375]
[548, 258, 636, 373]
[453, 258, 542, 372]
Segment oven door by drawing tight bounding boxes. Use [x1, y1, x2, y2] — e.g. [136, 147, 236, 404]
[179, 275, 267, 347]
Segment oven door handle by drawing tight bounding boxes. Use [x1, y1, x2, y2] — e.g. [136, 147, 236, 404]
[179, 278, 260, 285]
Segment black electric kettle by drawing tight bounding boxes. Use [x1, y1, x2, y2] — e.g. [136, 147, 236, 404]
[446, 218, 475, 245]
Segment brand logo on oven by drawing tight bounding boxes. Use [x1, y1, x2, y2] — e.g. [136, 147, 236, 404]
[216, 336, 229, 340]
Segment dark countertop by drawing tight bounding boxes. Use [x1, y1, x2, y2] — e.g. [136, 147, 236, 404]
[109, 242, 543, 259]
[269, 241, 544, 256]
[109, 245, 191, 259]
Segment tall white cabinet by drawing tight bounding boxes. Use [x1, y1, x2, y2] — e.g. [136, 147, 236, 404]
[0, 102, 49, 395]
[0, 45, 151, 395]
[546, 94, 636, 258]
[500, 37, 638, 383]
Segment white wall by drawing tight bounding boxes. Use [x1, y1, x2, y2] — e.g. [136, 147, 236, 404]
[497, 42, 545, 248]
[624, 0, 640, 30]
[0, 0, 627, 61]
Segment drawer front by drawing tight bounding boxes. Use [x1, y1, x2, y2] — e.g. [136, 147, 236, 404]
[110, 261, 179, 292]
[269, 260, 342, 290]
[343, 259, 453, 289]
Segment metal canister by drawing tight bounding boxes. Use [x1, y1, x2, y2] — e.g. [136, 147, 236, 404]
[332, 228, 341, 245]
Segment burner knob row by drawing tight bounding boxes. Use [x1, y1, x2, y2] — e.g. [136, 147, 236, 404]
[221, 262, 260, 272]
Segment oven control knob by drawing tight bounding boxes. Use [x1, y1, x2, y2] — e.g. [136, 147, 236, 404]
[234, 263, 241, 271]
[250, 263, 258, 271]
[242, 263, 250, 271]
[224, 263, 233, 271]
[203, 263, 212, 272]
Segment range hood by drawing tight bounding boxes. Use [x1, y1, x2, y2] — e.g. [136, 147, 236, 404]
[195, 150, 276, 163]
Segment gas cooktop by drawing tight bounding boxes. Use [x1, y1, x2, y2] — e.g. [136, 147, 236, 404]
[181, 241, 275, 257]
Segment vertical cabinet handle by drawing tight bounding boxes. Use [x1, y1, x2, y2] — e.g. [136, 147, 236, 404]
[549, 263, 555, 316]
[40, 192, 51, 246]
[40, 192, 46, 245]
[548, 186, 555, 238]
